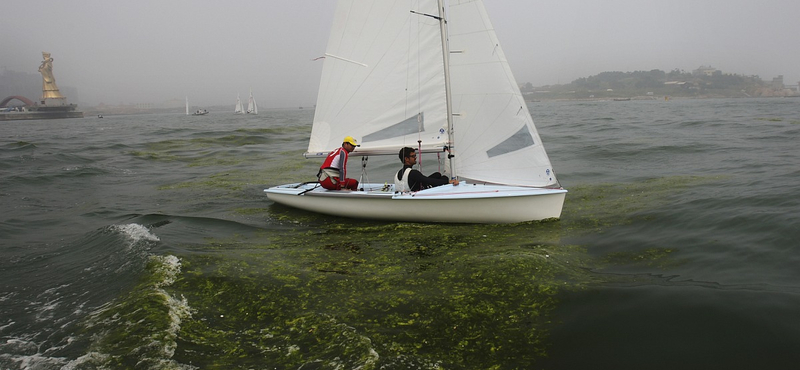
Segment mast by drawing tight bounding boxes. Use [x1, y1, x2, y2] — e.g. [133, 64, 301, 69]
[436, 0, 456, 178]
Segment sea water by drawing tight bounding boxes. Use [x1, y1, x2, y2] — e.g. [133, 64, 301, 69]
[1, 98, 799, 369]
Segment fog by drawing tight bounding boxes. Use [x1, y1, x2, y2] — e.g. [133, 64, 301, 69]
[2, 0, 798, 108]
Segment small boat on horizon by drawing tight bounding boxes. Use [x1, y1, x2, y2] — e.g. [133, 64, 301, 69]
[186, 97, 208, 116]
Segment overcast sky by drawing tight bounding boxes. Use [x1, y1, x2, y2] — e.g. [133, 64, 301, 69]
[2, 0, 798, 108]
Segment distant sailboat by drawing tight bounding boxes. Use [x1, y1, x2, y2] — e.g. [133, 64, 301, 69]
[246, 89, 258, 114]
[234, 93, 244, 114]
[186, 96, 208, 116]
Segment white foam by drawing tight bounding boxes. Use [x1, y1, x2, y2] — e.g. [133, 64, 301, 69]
[11, 353, 68, 369]
[1, 338, 37, 353]
[0, 291, 16, 303]
[153, 255, 181, 288]
[71, 255, 195, 369]
[150, 255, 193, 360]
[34, 298, 61, 322]
[63, 351, 109, 370]
[40, 283, 72, 296]
[112, 223, 160, 243]
[0, 338, 71, 369]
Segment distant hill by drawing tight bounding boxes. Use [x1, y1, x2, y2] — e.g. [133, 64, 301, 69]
[522, 69, 798, 100]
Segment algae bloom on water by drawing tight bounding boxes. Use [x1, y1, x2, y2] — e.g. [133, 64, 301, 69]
[162, 221, 587, 369]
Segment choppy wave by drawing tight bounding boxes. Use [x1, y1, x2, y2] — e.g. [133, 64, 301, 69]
[0, 224, 194, 370]
[67, 254, 195, 370]
[1, 141, 38, 151]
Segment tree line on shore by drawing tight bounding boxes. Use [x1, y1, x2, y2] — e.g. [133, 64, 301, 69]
[521, 69, 796, 99]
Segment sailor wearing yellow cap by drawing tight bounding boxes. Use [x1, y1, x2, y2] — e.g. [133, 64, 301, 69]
[318, 136, 360, 190]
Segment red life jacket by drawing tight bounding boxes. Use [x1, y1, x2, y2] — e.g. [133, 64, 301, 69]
[319, 146, 348, 182]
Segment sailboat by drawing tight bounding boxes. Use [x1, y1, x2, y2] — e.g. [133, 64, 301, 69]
[246, 89, 257, 114]
[186, 97, 208, 116]
[234, 93, 244, 114]
[263, 0, 566, 224]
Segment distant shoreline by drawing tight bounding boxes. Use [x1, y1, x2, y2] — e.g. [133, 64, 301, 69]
[527, 94, 800, 103]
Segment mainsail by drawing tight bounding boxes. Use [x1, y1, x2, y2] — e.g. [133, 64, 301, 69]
[307, 1, 448, 157]
[247, 89, 258, 114]
[235, 94, 244, 114]
[308, 0, 558, 188]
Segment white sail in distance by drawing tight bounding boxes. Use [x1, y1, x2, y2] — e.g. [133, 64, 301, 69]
[247, 89, 257, 114]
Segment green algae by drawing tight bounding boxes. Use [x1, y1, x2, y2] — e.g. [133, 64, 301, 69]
[232, 207, 271, 215]
[131, 129, 319, 196]
[562, 175, 723, 232]
[186, 155, 247, 168]
[129, 133, 273, 170]
[163, 212, 640, 368]
[7, 140, 36, 148]
[130, 150, 181, 162]
[170, 227, 581, 369]
[76, 255, 191, 369]
[602, 248, 687, 269]
[131, 148, 247, 167]
[151, 174, 717, 368]
[158, 171, 252, 191]
[154, 151, 316, 195]
[144, 135, 269, 152]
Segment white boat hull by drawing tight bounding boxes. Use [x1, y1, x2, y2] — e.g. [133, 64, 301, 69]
[264, 182, 566, 224]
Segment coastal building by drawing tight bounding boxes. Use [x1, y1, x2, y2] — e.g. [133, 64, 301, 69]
[780, 81, 799, 94]
[771, 75, 784, 90]
[693, 66, 721, 77]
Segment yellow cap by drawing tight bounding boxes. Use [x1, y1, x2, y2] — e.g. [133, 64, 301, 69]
[343, 136, 360, 147]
